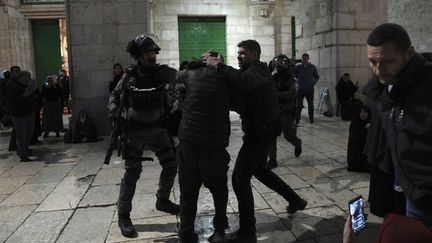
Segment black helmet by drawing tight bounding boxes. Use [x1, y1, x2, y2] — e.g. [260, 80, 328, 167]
[127, 33, 161, 60]
[271, 54, 291, 71]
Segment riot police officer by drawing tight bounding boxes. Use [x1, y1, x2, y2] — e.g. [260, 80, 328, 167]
[108, 34, 179, 238]
[267, 54, 302, 169]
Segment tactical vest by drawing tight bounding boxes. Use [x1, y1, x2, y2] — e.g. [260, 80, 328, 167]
[127, 66, 168, 121]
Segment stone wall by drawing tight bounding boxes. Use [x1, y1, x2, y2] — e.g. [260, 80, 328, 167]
[0, 0, 34, 74]
[295, 0, 387, 111]
[66, 0, 148, 135]
[388, 0, 432, 53]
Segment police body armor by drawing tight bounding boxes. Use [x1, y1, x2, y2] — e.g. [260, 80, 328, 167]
[127, 65, 169, 128]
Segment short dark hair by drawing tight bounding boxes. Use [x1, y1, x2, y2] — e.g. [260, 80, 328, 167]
[10, 66, 21, 72]
[302, 53, 309, 58]
[367, 23, 412, 52]
[238, 40, 261, 57]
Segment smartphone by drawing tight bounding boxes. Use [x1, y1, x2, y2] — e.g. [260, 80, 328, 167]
[349, 196, 366, 233]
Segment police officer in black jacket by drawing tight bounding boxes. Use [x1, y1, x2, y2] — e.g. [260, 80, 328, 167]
[108, 34, 179, 238]
[209, 40, 308, 242]
[267, 54, 302, 169]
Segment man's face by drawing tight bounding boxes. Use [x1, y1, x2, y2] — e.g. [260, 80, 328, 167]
[367, 43, 412, 84]
[113, 66, 122, 75]
[237, 47, 257, 69]
[140, 50, 157, 66]
[343, 74, 350, 82]
[10, 67, 21, 79]
[302, 55, 309, 64]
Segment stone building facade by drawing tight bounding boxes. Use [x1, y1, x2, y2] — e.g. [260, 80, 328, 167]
[2, 0, 432, 135]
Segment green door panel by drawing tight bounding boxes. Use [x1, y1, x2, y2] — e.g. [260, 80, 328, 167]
[178, 18, 226, 64]
[32, 20, 62, 88]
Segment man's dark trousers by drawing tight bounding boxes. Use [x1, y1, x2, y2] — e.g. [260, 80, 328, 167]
[177, 142, 230, 239]
[233, 125, 300, 233]
[296, 89, 314, 124]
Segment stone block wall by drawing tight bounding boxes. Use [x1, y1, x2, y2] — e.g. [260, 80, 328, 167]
[0, 0, 34, 74]
[295, 0, 387, 111]
[67, 0, 148, 135]
[388, 0, 432, 53]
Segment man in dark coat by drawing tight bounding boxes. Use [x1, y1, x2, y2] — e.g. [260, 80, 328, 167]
[210, 40, 307, 242]
[176, 52, 238, 243]
[336, 73, 359, 120]
[363, 23, 432, 228]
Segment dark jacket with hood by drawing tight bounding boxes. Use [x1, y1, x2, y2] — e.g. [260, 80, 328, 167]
[177, 60, 232, 148]
[363, 52, 432, 217]
[218, 61, 280, 134]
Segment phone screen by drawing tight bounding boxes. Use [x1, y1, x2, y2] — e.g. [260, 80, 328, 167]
[349, 196, 366, 233]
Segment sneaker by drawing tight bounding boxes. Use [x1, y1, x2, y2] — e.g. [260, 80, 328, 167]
[155, 198, 180, 215]
[118, 216, 138, 238]
[266, 159, 278, 169]
[286, 198, 308, 214]
[232, 230, 257, 243]
[294, 144, 302, 157]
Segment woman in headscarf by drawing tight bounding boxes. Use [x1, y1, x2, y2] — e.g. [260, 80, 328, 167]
[347, 105, 371, 172]
[109, 63, 124, 93]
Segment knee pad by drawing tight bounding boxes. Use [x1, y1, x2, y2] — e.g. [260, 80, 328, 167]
[123, 168, 141, 184]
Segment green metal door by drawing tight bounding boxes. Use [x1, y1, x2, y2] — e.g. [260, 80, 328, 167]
[178, 17, 226, 64]
[32, 20, 62, 88]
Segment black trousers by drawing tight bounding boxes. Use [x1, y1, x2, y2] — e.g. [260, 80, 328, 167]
[177, 143, 230, 239]
[268, 111, 301, 160]
[296, 89, 314, 123]
[233, 127, 301, 233]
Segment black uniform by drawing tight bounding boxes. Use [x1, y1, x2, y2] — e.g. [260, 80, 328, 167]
[268, 67, 302, 164]
[219, 61, 307, 237]
[108, 62, 178, 227]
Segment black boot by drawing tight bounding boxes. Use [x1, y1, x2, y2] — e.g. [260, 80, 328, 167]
[232, 229, 257, 243]
[118, 214, 138, 238]
[287, 197, 308, 214]
[118, 179, 138, 237]
[266, 158, 278, 169]
[294, 144, 302, 157]
[155, 197, 180, 215]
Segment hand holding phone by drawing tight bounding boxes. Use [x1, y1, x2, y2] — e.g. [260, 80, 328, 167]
[349, 196, 366, 234]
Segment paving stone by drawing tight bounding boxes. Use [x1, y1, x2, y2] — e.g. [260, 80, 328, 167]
[79, 184, 119, 207]
[36, 176, 92, 212]
[0, 182, 57, 207]
[352, 187, 369, 201]
[92, 166, 124, 186]
[307, 159, 345, 174]
[193, 213, 239, 241]
[288, 165, 327, 181]
[0, 162, 45, 178]
[0, 194, 7, 203]
[57, 206, 116, 243]
[0, 205, 37, 242]
[0, 176, 30, 194]
[251, 174, 309, 195]
[106, 215, 178, 242]
[6, 209, 73, 243]
[255, 209, 297, 242]
[286, 206, 346, 240]
[334, 174, 370, 190]
[69, 157, 103, 178]
[135, 178, 160, 194]
[294, 187, 334, 209]
[27, 164, 74, 184]
[0, 166, 11, 176]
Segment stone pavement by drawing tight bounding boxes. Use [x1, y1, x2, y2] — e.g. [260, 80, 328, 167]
[0, 114, 382, 243]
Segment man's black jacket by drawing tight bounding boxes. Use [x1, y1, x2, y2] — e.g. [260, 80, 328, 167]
[363, 53, 432, 217]
[218, 61, 280, 134]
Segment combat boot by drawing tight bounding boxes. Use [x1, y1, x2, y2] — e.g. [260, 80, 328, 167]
[294, 144, 302, 157]
[156, 197, 180, 215]
[232, 230, 257, 243]
[118, 214, 138, 238]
